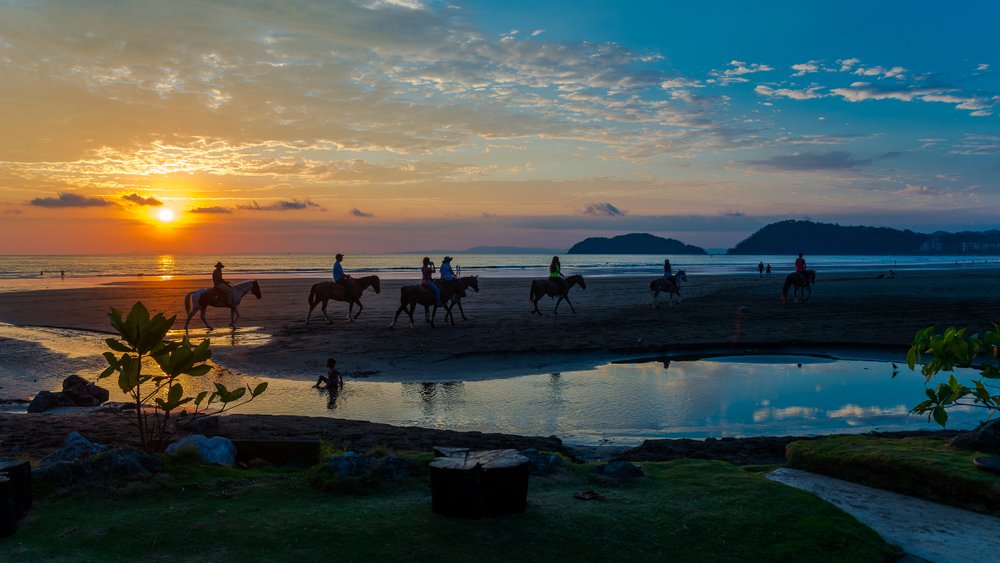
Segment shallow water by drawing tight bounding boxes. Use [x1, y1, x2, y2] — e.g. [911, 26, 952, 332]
[0, 322, 981, 444]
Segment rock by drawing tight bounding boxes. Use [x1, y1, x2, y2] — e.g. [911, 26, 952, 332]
[31, 460, 91, 490]
[166, 435, 237, 466]
[952, 420, 1000, 453]
[328, 451, 374, 478]
[519, 449, 565, 475]
[26, 391, 75, 413]
[40, 432, 108, 465]
[61, 375, 109, 406]
[593, 460, 644, 481]
[98, 449, 163, 479]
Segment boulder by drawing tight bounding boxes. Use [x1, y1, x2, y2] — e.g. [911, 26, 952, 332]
[519, 449, 565, 475]
[27, 391, 75, 413]
[166, 435, 237, 466]
[40, 432, 108, 465]
[98, 449, 163, 479]
[61, 375, 110, 406]
[952, 419, 1000, 453]
[592, 460, 644, 481]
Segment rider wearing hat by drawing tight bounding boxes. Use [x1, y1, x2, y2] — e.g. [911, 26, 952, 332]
[212, 261, 235, 306]
[332, 253, 353, 289]
[439, 256, 456, 282]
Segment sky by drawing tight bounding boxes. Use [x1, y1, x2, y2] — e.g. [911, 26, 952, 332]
[1, 0, 998, 254]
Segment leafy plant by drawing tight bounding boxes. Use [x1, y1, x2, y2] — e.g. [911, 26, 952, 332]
[99, 301, 267, 451]
[906, 324, 1000, 427]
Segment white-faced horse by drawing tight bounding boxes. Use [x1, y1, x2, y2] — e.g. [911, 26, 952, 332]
[650, 270, 687, 307]
[184, 280, 262, 330]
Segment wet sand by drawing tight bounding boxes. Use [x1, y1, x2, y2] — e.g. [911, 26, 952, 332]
[1, 270, 998, 382]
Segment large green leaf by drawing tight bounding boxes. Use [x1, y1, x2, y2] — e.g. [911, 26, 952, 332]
[251, 382, 268, 397]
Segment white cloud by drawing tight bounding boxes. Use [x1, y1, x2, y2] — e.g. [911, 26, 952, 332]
[791, 61, 819, 77]
[755, 84, 825, 100]
[838, 58, 861, 72]
[710, 60, 774, 86]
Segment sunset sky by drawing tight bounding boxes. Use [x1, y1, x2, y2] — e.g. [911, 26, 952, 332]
[1, 0, 997, 254]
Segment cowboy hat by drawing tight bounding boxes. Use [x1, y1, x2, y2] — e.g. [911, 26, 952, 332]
[443, 256, 453, 262]
[214, 261, 225, 268]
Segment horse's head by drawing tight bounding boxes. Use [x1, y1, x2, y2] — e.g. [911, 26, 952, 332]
[808, 270, 816, 283]
[370, 275, 381, 294]
[676, 270, 687, 282]
[570, 274, 586, 290]
[251, 280, 262, 299]
[465, 275, 480, 293]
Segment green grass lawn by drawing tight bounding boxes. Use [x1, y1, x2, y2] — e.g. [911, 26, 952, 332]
[0, 457, 895, 562]
[787, 435, 1000, 515]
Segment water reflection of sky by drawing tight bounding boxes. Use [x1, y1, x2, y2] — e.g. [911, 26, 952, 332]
[221, 356, 982, 445]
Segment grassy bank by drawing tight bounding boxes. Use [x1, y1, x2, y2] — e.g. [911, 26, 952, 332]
[1, 456, 895, 562]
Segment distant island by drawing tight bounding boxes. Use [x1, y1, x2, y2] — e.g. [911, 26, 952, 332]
[568, 233, 708, 255]
[728, 220, 1000, 255]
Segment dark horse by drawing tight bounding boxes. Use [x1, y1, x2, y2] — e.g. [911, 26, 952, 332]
[306, 275, 382, 324]
[389, 278, 471, 329]
[781, 269, 816, 304]
[183, 280, 262, 330]
[440, 276, 480, 323]
[529, 274, 586, 315]
[650, 269, 687, 307]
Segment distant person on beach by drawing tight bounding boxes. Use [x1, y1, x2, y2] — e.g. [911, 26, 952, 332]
[888, 269, 895, 279]
[315, 357, 343, 388]
[212, 261, 235, 306]
[332, 253, 353, 289]
[421, 256, 441, 306]
[60, 270, 64, 278]
[766, 264, 772, 277]
[758, 261, 764, 277]
[440, 256, 456, 281]
[549, 256, 566, 293]
[795, 253, 807, 273]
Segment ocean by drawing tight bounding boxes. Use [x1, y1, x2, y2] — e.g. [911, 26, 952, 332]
[2, 253, 999, 289]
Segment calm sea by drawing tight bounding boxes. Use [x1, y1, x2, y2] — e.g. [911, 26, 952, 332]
[1, 253, 998, 289]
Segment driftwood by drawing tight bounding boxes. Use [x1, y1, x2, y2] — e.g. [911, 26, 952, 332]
[430, 447, 530, 518]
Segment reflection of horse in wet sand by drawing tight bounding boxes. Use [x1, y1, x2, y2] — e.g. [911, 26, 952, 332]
[781, 270, 816, 304]
[389, 278, 471, 329]
[184, 280, 262, 330]
[529, 274, 586, 315]
[306, 275, 381, 324]
[650, 270, 687, 307]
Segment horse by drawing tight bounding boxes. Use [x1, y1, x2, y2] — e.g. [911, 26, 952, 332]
[440, 275, 480, 323]
[389, 280, 468, 329]
[781, 269, 816, 304]
[529, 274, 586, 315]
[305, 275, 381, 324]
[650, 269, 687, 307]
[183, 280, 262, 330]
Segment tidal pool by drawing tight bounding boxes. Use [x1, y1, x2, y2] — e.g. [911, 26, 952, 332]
[227, 355, 982, 445]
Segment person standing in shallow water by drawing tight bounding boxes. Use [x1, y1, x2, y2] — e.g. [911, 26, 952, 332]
[421, 257, 441, 306]
[212, 261, 235, 306]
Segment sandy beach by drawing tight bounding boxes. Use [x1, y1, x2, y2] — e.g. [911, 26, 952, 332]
[1, 269, 999, 459]
[2, 269, 999, 382]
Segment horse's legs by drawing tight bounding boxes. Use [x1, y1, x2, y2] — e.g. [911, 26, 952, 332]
[321, 299, 333, 324]
[200, 306, 213, 330]
[553, 295, 563, 315]
[390, 304, 405, 329]
[456, 300, 467, 321]
[423, 304, 432, 323]
[230, 306, 239, 328]
[351, 300, 364, 320]
[407, 303, 417, 328]
[565, 295, 576, 314]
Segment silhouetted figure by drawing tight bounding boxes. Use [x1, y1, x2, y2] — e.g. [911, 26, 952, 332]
[795, 253, 806, 273]
[758, 261, 764, 277]
[212, 261, 235, 306]
[315, 357, 343, 388]
[549, 255, 566, 294]
[766, 264, 771, 277]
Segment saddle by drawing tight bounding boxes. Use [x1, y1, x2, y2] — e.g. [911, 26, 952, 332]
[206, 287, 233, 306]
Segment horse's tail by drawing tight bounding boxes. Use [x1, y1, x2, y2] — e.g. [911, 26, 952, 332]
[308, 284, 318, 308]
[184, 291, 193, 314]
[781, 277, 792, 304]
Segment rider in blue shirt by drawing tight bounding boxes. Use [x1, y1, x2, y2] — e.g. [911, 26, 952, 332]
[440, 256, 456, 281]
[332, 253, 353, 289]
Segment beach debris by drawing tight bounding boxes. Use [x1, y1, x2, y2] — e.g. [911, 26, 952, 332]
[591, 460, 644, 482]
[165, 435, 237, 467]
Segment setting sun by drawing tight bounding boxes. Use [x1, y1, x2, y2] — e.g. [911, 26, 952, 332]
[158, 208, 175, 223]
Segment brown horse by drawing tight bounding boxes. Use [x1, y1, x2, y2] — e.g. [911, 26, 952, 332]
[781, 269, 816, 304]
[529, 274, 586, 315]
[650, 269, 687, 307]
[441, 275, 480, 323]
[389, 280, 467, 329]
[306, 275, 381, 324]
[183, 279, 262, 330]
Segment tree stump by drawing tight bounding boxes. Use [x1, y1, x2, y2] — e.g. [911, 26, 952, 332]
[0, 477, 15, 537]
[430, 448, 530, 518]
[0, 459, 31, 519]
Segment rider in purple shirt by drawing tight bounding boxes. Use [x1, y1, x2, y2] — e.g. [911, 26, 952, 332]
[421, 257, 441, 306]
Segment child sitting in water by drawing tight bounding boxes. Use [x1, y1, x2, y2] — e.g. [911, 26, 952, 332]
[315, 357, 343, 388]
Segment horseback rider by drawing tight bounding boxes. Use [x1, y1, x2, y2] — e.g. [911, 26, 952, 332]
[421, 257, 442, 307]
[332, 253, 353, 290]
[795, 252, 807, 274]
[549, 256, 566, 293]
[439, 256, 456, 281]
[663, 259, 675, 286]
[212, 261, 235, 306]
